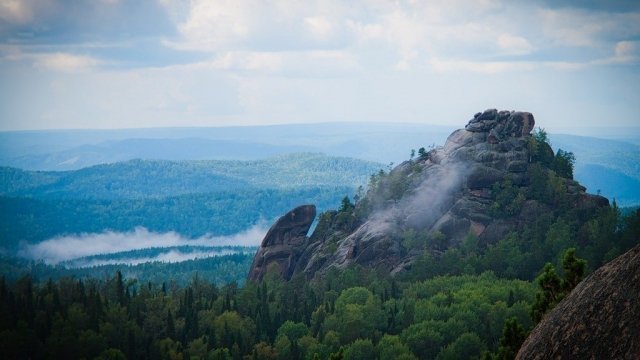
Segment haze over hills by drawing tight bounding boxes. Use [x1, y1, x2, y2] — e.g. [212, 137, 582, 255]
[0, 123, 457, 169]
[2, 122, 639, 206]
[1, 153, 382, 249]
[0, 153, 382, 200]
[1, 0, 639, 356]
[2, 110, 639, 360]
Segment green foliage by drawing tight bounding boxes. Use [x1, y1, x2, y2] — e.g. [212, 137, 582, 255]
[530, 128, 554, 167]
[0, 154, 381, 200]
[533, 128, 548, 144]
[490, 176, 525, 217]
[0, 202, 638, 360]
[1, 153, 382, 248]
[531, 248, 586, 323]
[493, 317, 527, 360]
[552, 149, 575, 179]
[335, 197, 357, 231]
[400, 321, 444, 359]
[0, 262, 606, 360]
[530, 264, 562, 323]
[0, 252, 254, 288]
[437, 332, 486, 360]
[342, 338, 376, 360]
[427, 231, 448, 251]
[277, 321, 309, 343]
[560, 249, 587, 294]
[527, 128, 575, 192]
[376, 334, 417, 360]
[401, 229, 429, 251]
[323, 287, 385, 344]
[338, 196, 354, 213]
[1, 186, 356, 246]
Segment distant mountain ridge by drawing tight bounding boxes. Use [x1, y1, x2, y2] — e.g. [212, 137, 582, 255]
[0, 153, 382, 200]
[2, 122, 638, 206]
[0, 123, 456, 170]
[0, 153, 383, 250]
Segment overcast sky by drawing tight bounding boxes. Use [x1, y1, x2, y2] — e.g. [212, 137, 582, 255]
[0, 0, 639, 131]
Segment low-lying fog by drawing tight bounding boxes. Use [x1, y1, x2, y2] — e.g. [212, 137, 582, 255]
[19, 225, 267, 265]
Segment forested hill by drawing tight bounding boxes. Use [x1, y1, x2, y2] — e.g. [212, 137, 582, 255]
[0, 153, 383, 248]
[0, 153, 382, 200]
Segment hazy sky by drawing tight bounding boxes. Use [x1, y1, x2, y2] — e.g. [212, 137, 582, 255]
[1, 0, 639, 131]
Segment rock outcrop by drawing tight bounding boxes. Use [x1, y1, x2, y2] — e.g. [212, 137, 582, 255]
[248, 109, 609, 281]
[516, 244, 640, 359]
[247, 204, 316, 282]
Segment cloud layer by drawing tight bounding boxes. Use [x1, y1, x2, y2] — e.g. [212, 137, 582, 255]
[19, 225, 267, 264]
[1, 1, 639, 131]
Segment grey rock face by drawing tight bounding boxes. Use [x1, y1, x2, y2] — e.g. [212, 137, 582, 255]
[248, 110, 608, 281]
[465, 109, 535, 140]
[516, 245, 640, 360]
[247, 204, 316, 282]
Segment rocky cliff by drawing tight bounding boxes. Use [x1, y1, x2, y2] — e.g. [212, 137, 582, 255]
[516, 244, 640, 359]
[248, 204, 316, 281]
[248, 109, 609, 281]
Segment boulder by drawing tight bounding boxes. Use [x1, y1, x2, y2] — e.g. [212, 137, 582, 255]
[247, 205, 316, 281]
[517, 245, 640, 359]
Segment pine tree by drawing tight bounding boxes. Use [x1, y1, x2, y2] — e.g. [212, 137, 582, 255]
[167, 309, 175, 339]
[495, 317, 527, 360]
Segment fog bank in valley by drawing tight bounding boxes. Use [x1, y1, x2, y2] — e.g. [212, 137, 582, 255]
[20, 225, 267, 264]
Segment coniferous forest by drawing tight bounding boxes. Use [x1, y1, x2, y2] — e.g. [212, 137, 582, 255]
[2, 1, 640, 359]
[1, 198, 638, 360]
[2, 130, 640, 359]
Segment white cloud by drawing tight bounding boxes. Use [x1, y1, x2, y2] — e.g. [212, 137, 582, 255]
[539, 8, 640, 47]
[429, 57, 591, 73]
[608, 40, 640, 64]
[212, 51, 284, 72]
[33, 52, 102, 72]
[19, 224, 268, 264]
[430, 58, 536, 74]
[1, 48, 103, 72]
[175, 0, 252, 51]
[158, 1, 640, 74]
[0, 0, 38, 24]
[497, 33, 534, 55]
[210, 49, 357, 77]
[2, 0, 640, 130]
[304, 16, 334, 40]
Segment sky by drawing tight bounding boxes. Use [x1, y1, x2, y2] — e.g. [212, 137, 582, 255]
[0, 0, 639, 131]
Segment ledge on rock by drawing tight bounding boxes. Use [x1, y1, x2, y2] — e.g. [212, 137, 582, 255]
[248, 205, 316, 282]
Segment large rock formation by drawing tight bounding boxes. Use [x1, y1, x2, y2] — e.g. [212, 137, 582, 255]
[248, 109, 609, 281]
[516, 244, 640, 359]
[248, 205, 316, 281]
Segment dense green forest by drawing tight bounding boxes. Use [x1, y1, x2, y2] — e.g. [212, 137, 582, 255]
[0, 232, 636, 360]
[1, 168, 638, 359]
[0, 153, 381, 199]
[0, 252, 255, 288]
[0, 153, 382, 251]
[1, 133, 640, 359]
[1, 186, 352, 247]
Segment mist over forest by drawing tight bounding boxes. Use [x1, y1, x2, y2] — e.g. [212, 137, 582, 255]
[2, 0, 640, 358]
